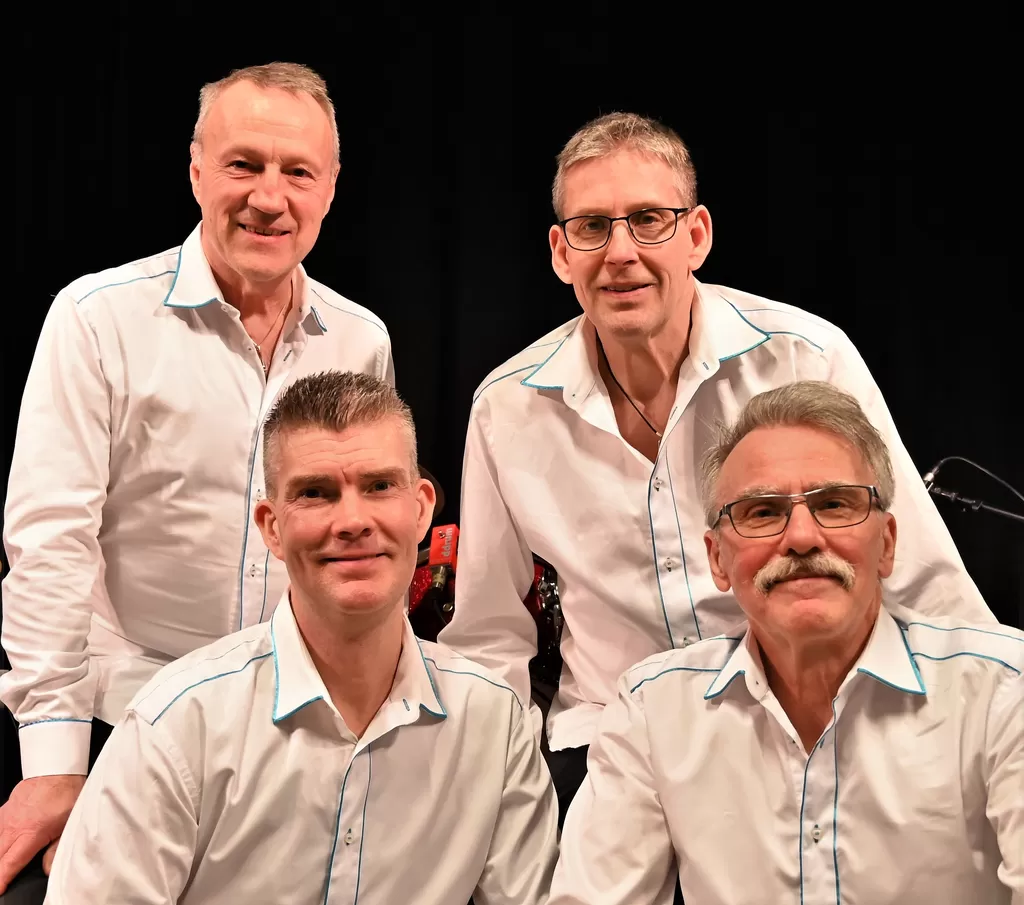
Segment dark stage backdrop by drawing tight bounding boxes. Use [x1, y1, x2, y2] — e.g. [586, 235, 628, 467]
[6, 13, 1021, 628]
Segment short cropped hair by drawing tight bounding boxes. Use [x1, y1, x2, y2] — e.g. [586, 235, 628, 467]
[262, 371, 416, 497]
[699, 381, 896, 527]
[192, 61, 340, 163]
[552, 111, 698, 219]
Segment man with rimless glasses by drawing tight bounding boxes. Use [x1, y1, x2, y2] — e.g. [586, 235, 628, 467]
[440, 111, 996, 825]
[549, 382, 1021, 905]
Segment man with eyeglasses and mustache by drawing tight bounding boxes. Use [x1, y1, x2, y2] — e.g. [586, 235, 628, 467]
[548, 380, 1022, 905]
[440, 111, 995, 825]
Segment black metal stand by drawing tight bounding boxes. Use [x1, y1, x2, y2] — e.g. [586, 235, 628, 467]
[927, 484, 1024, 525]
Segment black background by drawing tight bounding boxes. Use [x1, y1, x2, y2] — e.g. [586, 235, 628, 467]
[6, 9, 1021, 631]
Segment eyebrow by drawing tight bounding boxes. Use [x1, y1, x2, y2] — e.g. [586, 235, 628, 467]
[732, 480, 855, 499]
[284, 467, 408, 495]
[566, 201, 673, 218]
[219, 145, 319, 167]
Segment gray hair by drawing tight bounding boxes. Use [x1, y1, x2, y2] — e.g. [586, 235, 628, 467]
[263, 371, 417, 497]
[552, 112, 698, 220]
[192, 61, 340, 164]
[699, 381, 896, 527]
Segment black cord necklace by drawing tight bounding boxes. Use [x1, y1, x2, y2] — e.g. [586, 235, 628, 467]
[597, 337, 662, 439]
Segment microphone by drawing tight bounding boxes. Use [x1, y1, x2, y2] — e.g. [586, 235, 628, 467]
[408, 525, 459, 642]
[922, 456, 1024, 524]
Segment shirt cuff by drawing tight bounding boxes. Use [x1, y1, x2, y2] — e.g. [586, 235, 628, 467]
[19, 719, 93, 777]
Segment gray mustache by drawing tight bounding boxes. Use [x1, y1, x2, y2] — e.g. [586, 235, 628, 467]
[753, 552, 856, 595]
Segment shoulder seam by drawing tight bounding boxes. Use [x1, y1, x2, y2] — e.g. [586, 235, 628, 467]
[423, 656, 522, 711]
[309, 287, 388, 335]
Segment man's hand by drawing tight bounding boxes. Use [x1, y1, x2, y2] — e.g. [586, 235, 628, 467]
[0, 774, 86, 893]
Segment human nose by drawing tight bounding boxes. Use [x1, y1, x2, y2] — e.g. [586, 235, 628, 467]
[778, 499, 826, 556]
[331, 492, 372, 538]
[249, 167, 287, 215]
[602, 219, 639, 265]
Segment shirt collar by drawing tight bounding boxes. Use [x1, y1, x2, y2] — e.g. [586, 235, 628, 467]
[518, 279, 770, 408]
[703, 607, 927, 702]
[162, 223, 328, 336]
[270, 594, 447, 725]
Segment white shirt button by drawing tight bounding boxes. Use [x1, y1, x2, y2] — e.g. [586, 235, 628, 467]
[248, 564, 258, 578]
[682, 636, 693, 647]
[344, 829, 355, 845]
[664, 557, 675, 571]
[653, 478, 663, 491]
[811, 824, 822, 842]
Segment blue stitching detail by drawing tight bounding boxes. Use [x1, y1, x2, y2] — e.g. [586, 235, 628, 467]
[322, 758, 355, 904]
[258, 549, 272, 623]
[236, 418, 265, 630]
[309, 288, 387, 335]
[766, 330, 825, 352]
[472, 364, 542, 404]
[519, 333, 572, 390]
[665, 463, 701, 642]
[18, 718, 92, 728]
[151, 653, 272, 723]
[904, 622, 1024, 643]
[736, 307, 832, 328]
[718, 338, 769, 362]
[703, 668, 746, 700]
[797, 737, 815, 905]
[723, 301, 771, 339]
[423, 657, 521, 710]
[310, 304, 328, 333]
[831, 700, 841, 905]
[352, 749, 372, 905]
[647, 467, 675, 650]
[76, 269, 177, 306]
[269, 615, 323, 722]
[133, 636, 265, 712]
[161, 247, 184, 305]
[414, 640, 448, 718]
[630, 665, 722, 694]
[911, 651, 1021, 675]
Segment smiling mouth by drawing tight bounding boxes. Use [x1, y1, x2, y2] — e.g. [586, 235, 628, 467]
[239, 224, 289, 237]
[602, 283, 652, 293]
[322, 554, 384, 563]
[767, 574, 841, 592]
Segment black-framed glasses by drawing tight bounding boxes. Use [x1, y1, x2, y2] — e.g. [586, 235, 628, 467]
[558, 207, 691, 251]
[714, 485, 881, 538]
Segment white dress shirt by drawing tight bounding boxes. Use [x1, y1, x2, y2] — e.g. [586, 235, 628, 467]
[440, 281, 993, 751]
[43, 596, 559, 905]
[1, 224, 393, 777]
[549, 605, 1023, 905]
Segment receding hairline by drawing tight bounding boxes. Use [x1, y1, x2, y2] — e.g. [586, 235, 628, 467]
[192, 62, 340, 164]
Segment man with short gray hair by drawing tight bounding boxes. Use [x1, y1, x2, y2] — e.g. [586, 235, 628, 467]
[0, 62, 392, 894]
[442, 110, 995, 823]
[549, 380, 1022, 905]
[44, 371, 559, 904]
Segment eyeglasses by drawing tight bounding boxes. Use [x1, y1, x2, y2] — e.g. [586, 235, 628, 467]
[558, 207, 691, 251]
[714, 485, 881, 539]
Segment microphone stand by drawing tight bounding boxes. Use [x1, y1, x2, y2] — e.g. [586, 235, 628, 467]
[923, 456, 1024, 525]
[926, 484, 1024, 525]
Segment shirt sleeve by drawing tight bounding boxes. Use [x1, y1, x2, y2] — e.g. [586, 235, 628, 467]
[985, 671, 1023, 901]
[381, 332, 395, 386]
[1, 289, 113, 776]
[438, 400, 544, 735]
[548, 675, 677, 905]
[474, 699, 559, 905]
[42, 710, 198, 904]
[825, 337, 994, 622]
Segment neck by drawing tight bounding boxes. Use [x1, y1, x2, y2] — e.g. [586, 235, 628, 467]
[596, 291, 694, 405]
[201, 230, 294, 318]
[292, 595, 405, 738]
[757, 599, 880, 752]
